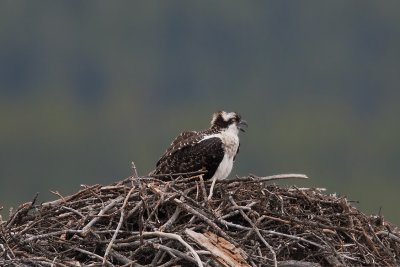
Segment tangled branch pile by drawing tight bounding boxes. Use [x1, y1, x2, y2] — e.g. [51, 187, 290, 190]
[1, 173, 399, 266]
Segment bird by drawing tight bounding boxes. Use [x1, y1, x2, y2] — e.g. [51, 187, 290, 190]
[149, 111, 247, 198]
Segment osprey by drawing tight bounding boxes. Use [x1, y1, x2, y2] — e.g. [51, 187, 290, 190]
[150, 111, 247, 198]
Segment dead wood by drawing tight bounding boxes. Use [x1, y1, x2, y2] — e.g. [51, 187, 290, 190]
[0, 173, 399, 266]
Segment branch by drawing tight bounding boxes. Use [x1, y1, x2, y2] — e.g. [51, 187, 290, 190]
[24, 229, 83, 242]
[376, 231, 400, 243]
[141, 231, 203, 267]
[186, 229, 250, 267]
[173, 198, 239, 247]
[219, 173, 308, 183]
[80, 195, 125, 236]
[154, 243, 200, 265]
[103, 187, 135, 264]
[73, 247, 113, 266]
[229, 195, 277, 267]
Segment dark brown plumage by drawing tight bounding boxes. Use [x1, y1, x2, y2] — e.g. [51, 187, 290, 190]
[150, 111, 247, 181]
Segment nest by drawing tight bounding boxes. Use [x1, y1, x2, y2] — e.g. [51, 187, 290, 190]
[1, 173, 399, 267]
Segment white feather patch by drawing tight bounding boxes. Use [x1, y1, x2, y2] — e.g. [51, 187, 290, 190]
[201, 124, 240, 181]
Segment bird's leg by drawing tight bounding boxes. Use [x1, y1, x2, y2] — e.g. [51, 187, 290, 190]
[208, 176, 218, 200]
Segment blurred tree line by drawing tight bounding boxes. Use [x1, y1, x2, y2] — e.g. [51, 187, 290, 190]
[0, 2, 399, 224]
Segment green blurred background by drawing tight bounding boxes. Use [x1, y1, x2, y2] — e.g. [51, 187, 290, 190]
[1, 2, 399, 224]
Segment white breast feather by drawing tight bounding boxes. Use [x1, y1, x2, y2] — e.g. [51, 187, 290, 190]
[201, 124, 240, 181]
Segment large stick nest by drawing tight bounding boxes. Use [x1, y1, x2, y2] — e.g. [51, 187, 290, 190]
[1, 173, 399, 266]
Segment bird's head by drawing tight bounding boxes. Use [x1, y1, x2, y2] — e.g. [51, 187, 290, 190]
[210, 111, 248, 135]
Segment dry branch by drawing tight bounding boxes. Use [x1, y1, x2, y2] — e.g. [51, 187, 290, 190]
[1, 173, 399, 266]
[186, 229, 250, 267]
[103, 186, 136, 264]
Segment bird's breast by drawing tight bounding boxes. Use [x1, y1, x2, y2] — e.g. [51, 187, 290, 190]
[212, 153, 234, 181]
[219, 131, 240, 157]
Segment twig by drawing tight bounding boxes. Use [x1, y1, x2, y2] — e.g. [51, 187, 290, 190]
[0, 244, 13, 260]
[126, 200, 143, 220]
[208, 175, 218, 200]
[41, 184, 100, 207]
[61, 206, 84, 218]
[6, 192, 39, 228]
[3, 172, 400, 266]
[131, 161, 139, 178]
[154, 243, 201, 265]
[159, 205, 182, 232]
[173, 198, 239, 247]
[81, 195, 125, 236]
[218, 173, 309, 183]
[141, 231, 203, 267]
[157, 258, 180, 267]
[219, 218, 252, 231]
[229, 195, 277, 267]
[376, 231, 400, 243]
[219, 217, 325, 250]
[109, 249, 144, 266]
[73, 247, 113, 266]
[198, 175, 211, 209]
[50, 191, 66, 202]
[103, 187, 135, 264]
[263, 230, 325, 250]
[186, 229, 250, 267]
[278, 260, 322, 267]
[24, 229, 84, 242]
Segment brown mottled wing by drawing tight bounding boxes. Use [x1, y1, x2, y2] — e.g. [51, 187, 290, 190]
[153, 137, 224, 180]
[156, 131, 197, 167]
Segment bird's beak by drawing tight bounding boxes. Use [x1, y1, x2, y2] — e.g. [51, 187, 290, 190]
[237, 120, 248, 132]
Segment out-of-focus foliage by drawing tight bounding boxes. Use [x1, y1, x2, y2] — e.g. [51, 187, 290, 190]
[0, 2, 399, 224]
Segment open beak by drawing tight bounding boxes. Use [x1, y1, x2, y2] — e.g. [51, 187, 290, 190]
[237, 120, 248, 132]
